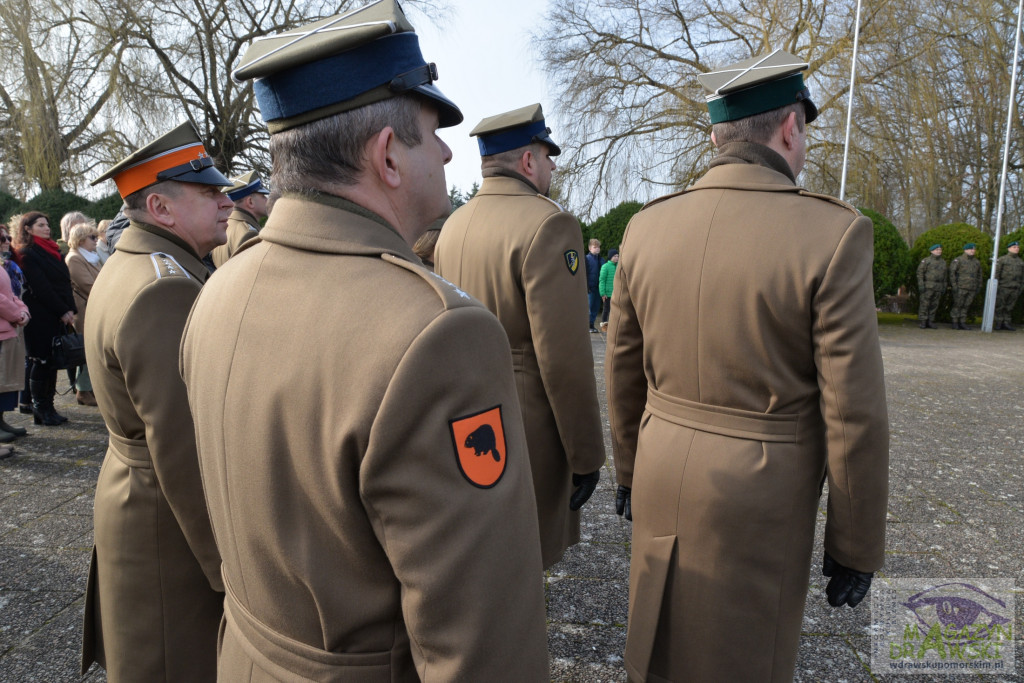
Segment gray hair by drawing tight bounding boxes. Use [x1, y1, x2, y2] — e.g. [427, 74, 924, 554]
[60, 211, 90, 242]
[270, 96, 423, 192]
[712, 103, 806, 146]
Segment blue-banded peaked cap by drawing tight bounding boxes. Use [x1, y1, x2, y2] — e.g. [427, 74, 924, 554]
[698, 50, 818, 125]
[470, 104, 561, 157]
[224, 171, 270, 201]
[233, 0, 462, 133]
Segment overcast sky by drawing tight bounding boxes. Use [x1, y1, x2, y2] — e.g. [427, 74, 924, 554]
[415, 0, 553, 196]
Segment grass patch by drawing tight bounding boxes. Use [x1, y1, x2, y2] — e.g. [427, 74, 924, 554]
[877, 312, 917, 325]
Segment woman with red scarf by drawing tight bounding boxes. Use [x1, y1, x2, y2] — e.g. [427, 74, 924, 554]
[13, 212, 76, 425]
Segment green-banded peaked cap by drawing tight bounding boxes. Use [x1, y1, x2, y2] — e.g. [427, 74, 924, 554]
[699, 49, 818, 125]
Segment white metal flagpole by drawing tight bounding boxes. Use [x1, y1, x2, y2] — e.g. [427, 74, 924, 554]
[982, 0, 1024, 333]
[839, 0, 863, 202]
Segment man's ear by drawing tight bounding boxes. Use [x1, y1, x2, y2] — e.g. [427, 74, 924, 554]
[710, 130, 718, 147]
[145, 191, 175, 228]
[366, 126, 402, 190]
[519, 148, 538, 180]
[781, 111, 799, 150]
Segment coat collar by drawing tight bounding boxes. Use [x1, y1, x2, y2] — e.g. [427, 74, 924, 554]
[231, 207, 261, 227]
[692, 141, 800, 193]
[117, 221, 210, 282]
[258, 191, 420, 262]
[475, 174, 540, 197]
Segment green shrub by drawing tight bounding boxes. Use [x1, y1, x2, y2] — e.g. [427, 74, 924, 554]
[907, 223, 993, 323]
[583, 201, 644, 255]
[861, 208, 911, 305]
[0, 191, 21, 226]
[19, 189, 91, 238]
[87, 193, 124, 221]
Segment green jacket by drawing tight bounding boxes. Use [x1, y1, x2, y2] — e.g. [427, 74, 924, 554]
[599, 259, 617, 297]
[917, 253, 947, 290]
[950, 254, 982, 292]
[995, 253, 1023, 288]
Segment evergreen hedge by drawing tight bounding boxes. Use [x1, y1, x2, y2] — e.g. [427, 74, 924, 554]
[860, 208, 911, 305]
[582, 201, 644, 256]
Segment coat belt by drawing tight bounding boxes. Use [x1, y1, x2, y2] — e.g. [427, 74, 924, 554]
[646, 388, 798, 443]
[223, 581, 391, 682]
[106, 432, 151, 468]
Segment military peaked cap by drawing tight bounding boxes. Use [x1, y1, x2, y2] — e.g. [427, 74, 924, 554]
[233, 0, 461, 133]
[698, 49, 818, 125]
[470, 104, 561, 157]
[91, 122, 230, 199]
[224, 171, 270, 201]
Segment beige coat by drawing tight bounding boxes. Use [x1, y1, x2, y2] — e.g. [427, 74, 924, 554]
[180, 193, 549, 682]
[65, 248, 101, 334]
[607, 143, 889, 682]
[210, 207, 259, 268]
[81, 222, 223, 682]
[435, 174, 606, 568]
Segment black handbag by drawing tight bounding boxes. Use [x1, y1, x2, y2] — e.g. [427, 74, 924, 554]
[51, 325, 86, 370]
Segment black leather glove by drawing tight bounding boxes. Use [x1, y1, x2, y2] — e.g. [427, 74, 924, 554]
[615, 485, 632, 521]
[822, 551, 873, 607]
[569, 470, 600, 510]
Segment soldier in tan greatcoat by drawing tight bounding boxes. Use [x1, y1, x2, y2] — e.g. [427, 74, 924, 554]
[180, 3, 549, 680]
[81, 121, 234, 681]
[434, 103, 606, 569]
[210, 170, 269, 268]
[606, 51, 889, 682]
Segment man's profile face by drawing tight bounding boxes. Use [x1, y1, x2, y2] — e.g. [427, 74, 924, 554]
[168, 182, 233, 255]
[1010, 245, 1020, 254]
[534, 144, 556, 196]
[965, 248, 976, 256]
[589, 244, 600, 255]
[401, 103, 453, 238]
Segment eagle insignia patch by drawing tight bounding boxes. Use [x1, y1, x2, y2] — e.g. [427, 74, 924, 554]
[564, 249, 579, 275]
[449, 406, 507, 488]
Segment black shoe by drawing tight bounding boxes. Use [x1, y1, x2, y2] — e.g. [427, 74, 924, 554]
[919, 322, 928, 329]
[18, 404, 32, 414]
[1005, 323, 1017, 331]
[926, 321, 938, 329]
[590, 328, 599, 333]
[960, 323, 972, 330]
[0, 419, 27, 436]
[32, 408, 62, 426]
[952, 322, 961, 329]
[50, 409, 68, 424]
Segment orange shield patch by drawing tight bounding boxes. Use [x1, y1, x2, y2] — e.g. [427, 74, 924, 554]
[449, 406, 507, 488]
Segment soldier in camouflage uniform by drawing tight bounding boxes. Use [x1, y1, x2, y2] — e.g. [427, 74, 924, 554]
[917, 244, 947, 329]
[949, 242, 983, 330]
[994, 241, 1023, 331]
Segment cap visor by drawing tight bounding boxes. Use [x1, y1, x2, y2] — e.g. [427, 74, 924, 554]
[414, 83, 463, 127]
[166, 165, 233, 187]
[537, 133, 561, 157]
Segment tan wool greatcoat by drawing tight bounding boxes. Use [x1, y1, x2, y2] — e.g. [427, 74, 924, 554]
[435, 174, 606, 568]
[210, 207, 260, 268]
[81, 222, 224, 682]
[65, 249, 101, 334]
[607, 143, 889, 683]
[180, 192, 549, 682]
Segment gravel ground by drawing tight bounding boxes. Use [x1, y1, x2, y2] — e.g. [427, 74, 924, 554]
[1, 321, 1022, 681]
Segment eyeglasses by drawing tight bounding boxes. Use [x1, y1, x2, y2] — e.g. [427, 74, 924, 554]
[0, 237, 9, 243]
[86, 235, 98, 241]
